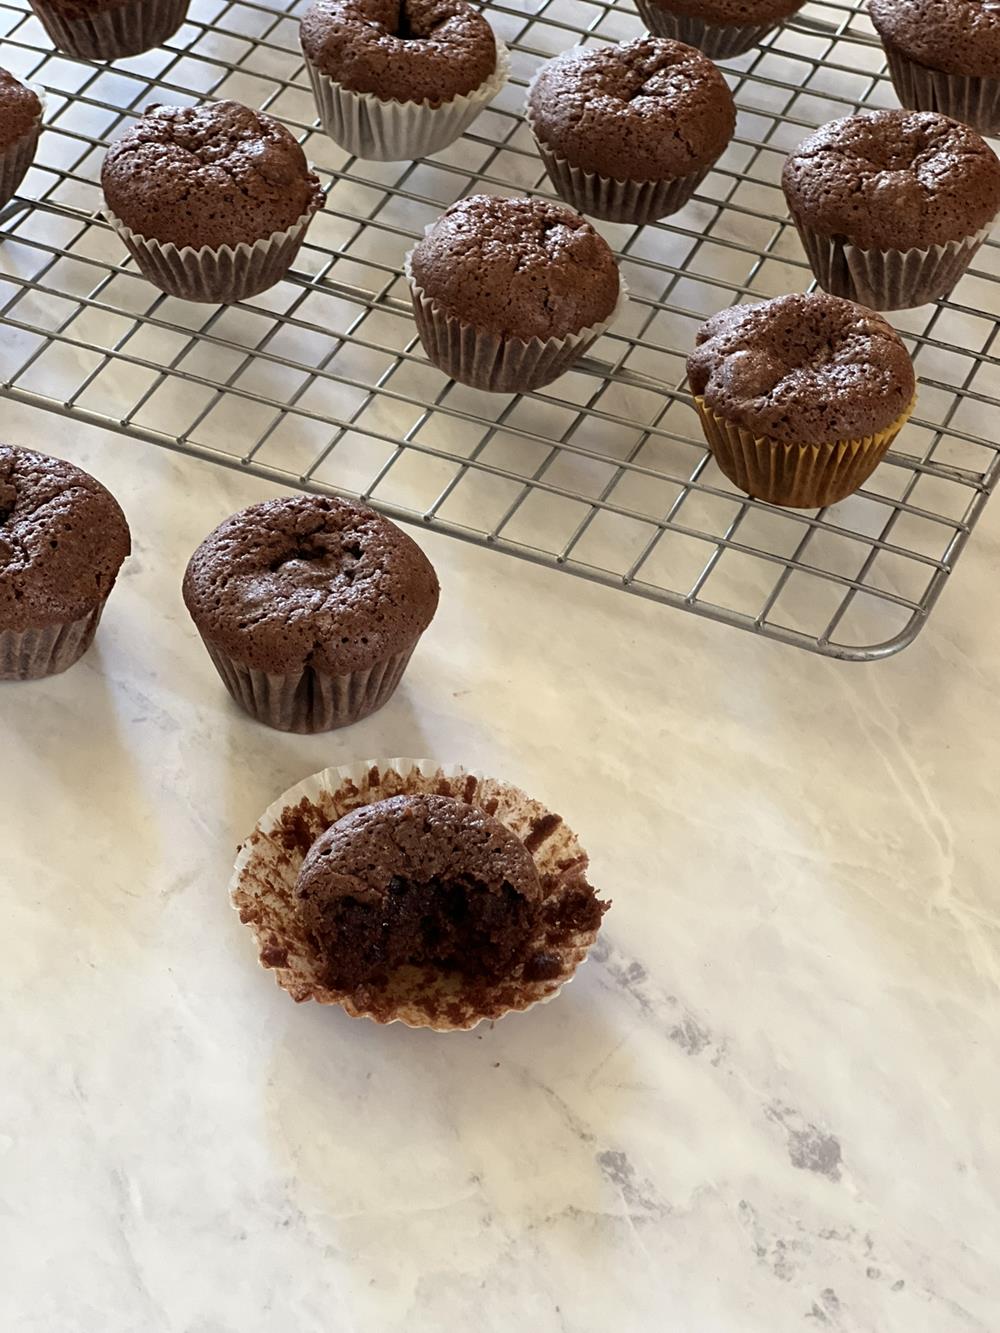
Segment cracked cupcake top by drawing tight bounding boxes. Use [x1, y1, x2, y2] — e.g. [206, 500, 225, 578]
[528, 38, 736, 181]
[408, 194, 621, 341]
[182, 495, 439, 675]
[869, 0, 1000, 79]
[300, 0, 497, 105]
[687, 293, 915, 443]
[783, 110, 1000, 251]
[0, 446, 130, 631]
[101, 101, 324, 250]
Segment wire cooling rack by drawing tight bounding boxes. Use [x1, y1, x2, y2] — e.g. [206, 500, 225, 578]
[0, 0, 996, 658]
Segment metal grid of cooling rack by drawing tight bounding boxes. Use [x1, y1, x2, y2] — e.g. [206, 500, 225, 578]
[0, 0, 996, 658]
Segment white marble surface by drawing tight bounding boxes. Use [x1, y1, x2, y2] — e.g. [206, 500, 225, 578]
[2, 396, 999, 1333]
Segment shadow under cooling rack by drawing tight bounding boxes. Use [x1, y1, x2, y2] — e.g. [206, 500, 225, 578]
[0, 0, 997, 659]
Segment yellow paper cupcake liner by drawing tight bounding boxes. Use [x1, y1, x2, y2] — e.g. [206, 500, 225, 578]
[693, 394, 916, 509]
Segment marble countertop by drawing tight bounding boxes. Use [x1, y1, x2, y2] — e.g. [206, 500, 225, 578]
[3, 395, 998, 1333]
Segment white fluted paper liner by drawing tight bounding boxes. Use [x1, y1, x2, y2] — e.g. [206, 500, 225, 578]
[230, 758, 603, 1030]
[792, 214, 993, 310]
[29, 0, 189, 59]
[404, 248, 630, 393]
[304, 37, 509, 162]
[0, 86, 45, 208]
[0, 601, 105, 681]
[633, 0, 781, 58]
[885, 47, 1000, 137]
[103, 197, 323, 303]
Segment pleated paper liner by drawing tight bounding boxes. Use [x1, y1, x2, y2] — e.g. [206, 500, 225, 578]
[199, 637, 416, 733]
[29, 0, 189, 59]
[0, 602, 106, 681]
[104, 196, 323, 304]
[791, 215, 993, 310]
[633, 0, 782, 58]
[884, 47, 1000, 137]
[405, 251, 630, 393]
[230, 759, 603, 1031]
[304, 39, 509, 162]
[692, 395, 916, 509]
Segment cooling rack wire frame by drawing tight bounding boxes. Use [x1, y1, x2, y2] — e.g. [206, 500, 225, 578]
[0, 0, 997, 659]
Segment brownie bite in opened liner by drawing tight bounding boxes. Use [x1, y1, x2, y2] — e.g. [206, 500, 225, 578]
[0, 72, 43, 208]
[634, 0, 802, 60]
[300, 0, 509, 161]
[102, 101, 325, 304]
[28, 0, 190, 59]
[527, 38, 735, 224]
[231, 759, 609, 1030]
[406, 194, 627, 393]
[783, 110, 1000, 309]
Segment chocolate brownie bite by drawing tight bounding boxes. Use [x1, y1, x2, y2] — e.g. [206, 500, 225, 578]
[182, 494, 439, 732]
[102, 101, 325, 303]
[687, 293, 916, 507]
[0, 70, 42, 207]
[28, 0, 190, 60]
[300, 0, 507, 160]
[407, 194, 623, 392]
[527, 38, 735, 223]
[0, 446, 130, 680]
[783, 110, 1000, 308]
[635, 0, 802, 60]
[869, 0, 1000, 135]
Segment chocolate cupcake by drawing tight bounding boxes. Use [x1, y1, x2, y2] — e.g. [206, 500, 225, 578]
[687, 293, 916, 508]
[231, 760, 609, 1028]
[102, 101, 325, 304]
[0, 446, 130, 680]
[527, 39, 735, 224]
[869, 0, 1000, 135]
[300, 0, 508, 162]
[406, 194, 624, 393]
[29, 0, 189, 59]
[0, 71, 42, 208]
[783, 110, 1000, 309]
[635, 0, 802, 60]
[182, 495, 439, 733]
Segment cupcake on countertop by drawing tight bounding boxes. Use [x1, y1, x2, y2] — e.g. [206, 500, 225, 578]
[102, 100, 325, 303]
[407, 193, 623, 393]
[231, 760, 609, 1028]
[28, 0, 190, 60]
[527, 38, 735, 224]
[687, 292, 916, 508]
[635, 0, 802, 60]
[869, 0, 1000, 135]
[0, 446, 130, 680]
[783, 110, 1000, 309]
[0, 69, 42, 207]
[300, 0, 508, 161]
[182, 494, 439, 732]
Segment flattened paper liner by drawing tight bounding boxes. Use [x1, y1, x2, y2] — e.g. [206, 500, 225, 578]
[633, 0, 781, 58]
[884, 46, 1000, 137]
[304, 38, 509, 162]
[29, 0, 189, 59]
[693, 394, 916, 509]
[404, 249, 630, 393]
[104, 195, 323, 303]
[230, 759, 602, 1030]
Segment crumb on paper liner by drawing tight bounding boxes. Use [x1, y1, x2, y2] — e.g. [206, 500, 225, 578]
[230, 759, 603, 1031]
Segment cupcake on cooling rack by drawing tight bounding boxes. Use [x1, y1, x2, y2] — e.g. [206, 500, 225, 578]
[0, 70, 43, 208]
[101, 101, 325, 304]
[869, 0, 1000, 136]
[635, 0, 802, 60]
[182, 494, 439, 733]
[406, 194, 625, 394]
[29, 0, 189, 59]
[231, 760, 610, 1029]
[300, 0, 508, 162]
[687, 292, 916, 508]
[0, 446, 130, 680]
[527, 38, 735, 225]
[783, 110, 1000, 310]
